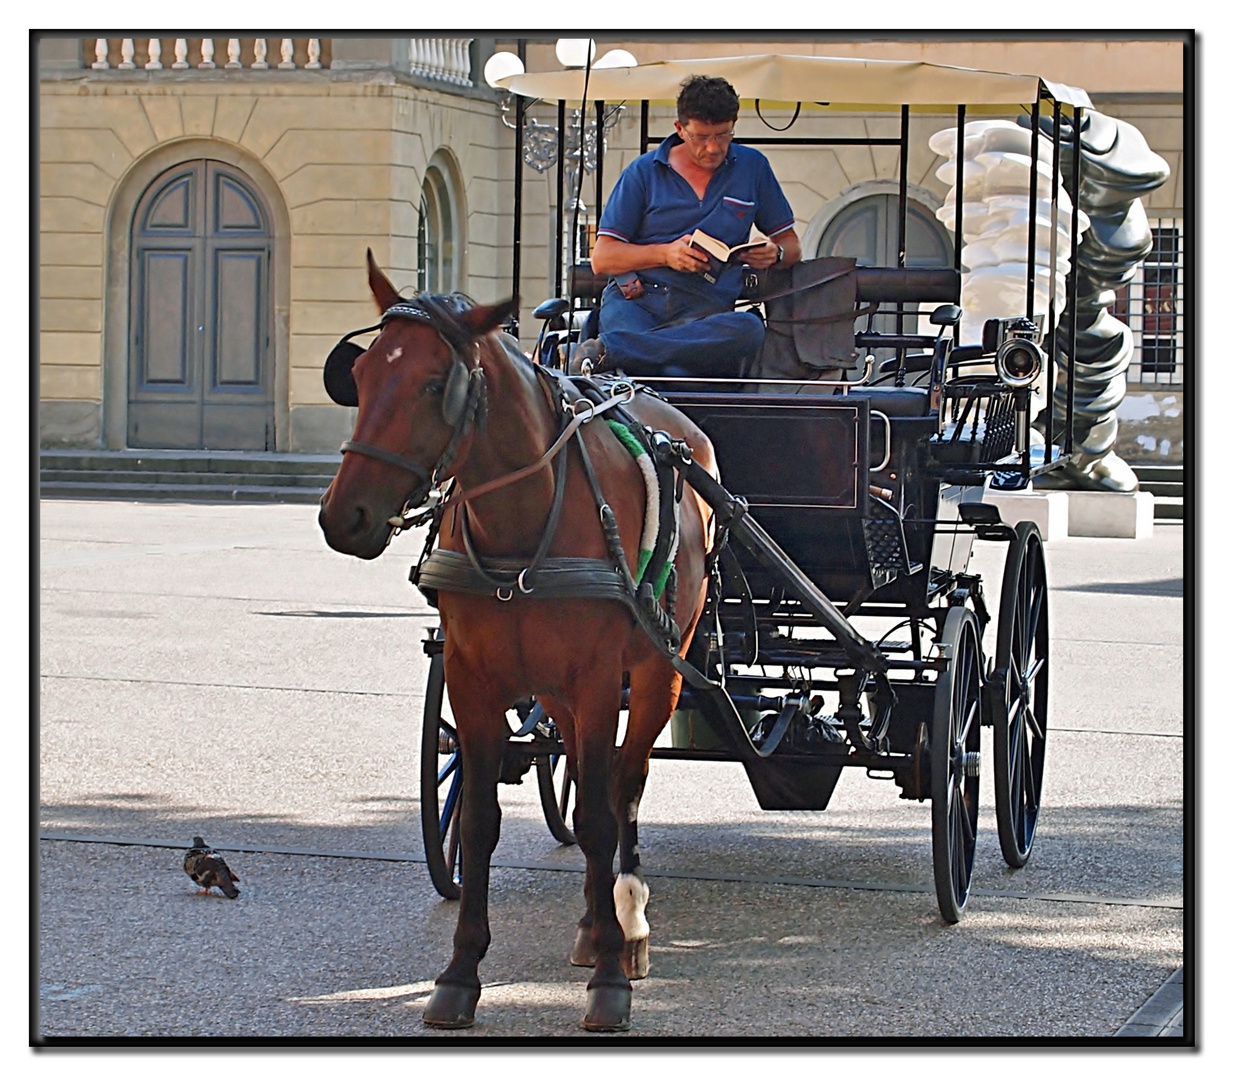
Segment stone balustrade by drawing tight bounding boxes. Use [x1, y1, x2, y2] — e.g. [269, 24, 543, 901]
[79, 38, 475, 85]
[87, 38, 325, 71]
[408, 38, 474, 85]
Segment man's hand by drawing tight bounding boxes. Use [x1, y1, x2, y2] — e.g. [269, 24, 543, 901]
[664, 235, 710, 273]
[741, 240, 781, 270]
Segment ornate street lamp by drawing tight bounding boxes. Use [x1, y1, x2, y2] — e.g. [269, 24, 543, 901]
[485, 42, 635, 293]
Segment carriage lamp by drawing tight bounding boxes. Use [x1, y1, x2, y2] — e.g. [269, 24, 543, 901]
[987, 315, 1045, 389]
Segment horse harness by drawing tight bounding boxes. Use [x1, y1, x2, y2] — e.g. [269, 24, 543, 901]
[327, 293, 489, 510]
[328, 293, 687, 658]
[414, 367, 685, 657]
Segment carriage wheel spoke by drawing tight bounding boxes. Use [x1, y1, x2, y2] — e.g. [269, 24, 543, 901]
[958, 789, 975, 847]
[1025, 655, 1047, 684]
[957, 698, 979, 746]
[1023, 585, 1044, 655]
[437, 753, 460, 786]
[446, 810, 461, 879]
[1024, 703, 1045, 743]
[440, 770, 461, 834]
[1022, 734, 1039, 809]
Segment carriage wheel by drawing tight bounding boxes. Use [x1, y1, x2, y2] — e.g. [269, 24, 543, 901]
[993, 521, 1049, 868]
[421, 650, 462, 900]
[535, 725, 576, 846]
[931, 606, 983, 924]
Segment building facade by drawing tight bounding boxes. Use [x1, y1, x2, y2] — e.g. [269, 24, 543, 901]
[37, 34, 1187, 460]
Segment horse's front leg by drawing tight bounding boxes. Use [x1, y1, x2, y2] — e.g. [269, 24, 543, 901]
[571, 677, 633, 1032]
[423, 674, 509, 1029]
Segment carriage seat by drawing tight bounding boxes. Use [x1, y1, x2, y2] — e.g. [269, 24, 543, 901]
[834, 384, 931, 417]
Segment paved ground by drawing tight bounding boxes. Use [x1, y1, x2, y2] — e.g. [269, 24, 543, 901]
[35, 497, 1190, 1045]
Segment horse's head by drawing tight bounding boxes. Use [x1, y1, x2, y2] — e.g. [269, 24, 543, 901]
[318, 250, 518, 559]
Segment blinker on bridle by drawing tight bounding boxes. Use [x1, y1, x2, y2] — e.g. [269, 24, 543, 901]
[324, 294, 487, 506]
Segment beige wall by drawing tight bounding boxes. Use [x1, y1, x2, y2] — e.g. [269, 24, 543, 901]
[39, 72, 512, 450]
[39, 36, 1187, 452]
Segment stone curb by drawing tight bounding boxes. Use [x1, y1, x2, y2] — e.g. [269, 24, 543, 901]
[1114, 966, 1185, 1038]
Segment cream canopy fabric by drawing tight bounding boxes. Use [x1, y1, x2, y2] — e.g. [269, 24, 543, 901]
[494, 53, 1092, 111]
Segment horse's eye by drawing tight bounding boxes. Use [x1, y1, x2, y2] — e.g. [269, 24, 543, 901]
[423, 381, 445, 397]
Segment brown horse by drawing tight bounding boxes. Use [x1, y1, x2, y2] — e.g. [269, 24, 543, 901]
[318, 252, 717, 1032]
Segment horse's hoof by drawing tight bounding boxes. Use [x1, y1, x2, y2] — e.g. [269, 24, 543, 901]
[423, 982, 480, 1029]
[620, 936, 650, 980]
[582, 984, 632, 1032]
[570, 926, 597, 967]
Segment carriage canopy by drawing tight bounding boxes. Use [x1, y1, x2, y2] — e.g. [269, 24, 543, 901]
[492, 52, 1092, 113]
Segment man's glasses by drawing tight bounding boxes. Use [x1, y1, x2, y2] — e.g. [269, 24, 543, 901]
[680, 128, 735, 147]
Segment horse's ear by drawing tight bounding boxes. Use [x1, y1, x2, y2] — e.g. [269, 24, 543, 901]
[462, 296, 520, 338]
[366, 248, 402, 313]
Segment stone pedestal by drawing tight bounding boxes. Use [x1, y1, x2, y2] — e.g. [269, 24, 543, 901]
[1065, 490, 1155, 539]
[981, 487, 1156, 540]
[982, 489, 1070, 541]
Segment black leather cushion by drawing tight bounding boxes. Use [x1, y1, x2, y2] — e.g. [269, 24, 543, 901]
[836, 385, 931, 417]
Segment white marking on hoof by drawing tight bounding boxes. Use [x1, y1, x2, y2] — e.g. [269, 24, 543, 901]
[614, 873, 649, 941]
[386, 346, 403, 363]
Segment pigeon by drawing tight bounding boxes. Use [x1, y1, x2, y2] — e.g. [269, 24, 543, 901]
[184, 836, 240, 899]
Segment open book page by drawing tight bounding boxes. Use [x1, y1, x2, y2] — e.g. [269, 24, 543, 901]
[688, 224, 771, 282]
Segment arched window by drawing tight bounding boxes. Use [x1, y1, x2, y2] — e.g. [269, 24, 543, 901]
[806, 184, 953, 351]
[417, 156, 460, 293]
[812, 191, 952, 268]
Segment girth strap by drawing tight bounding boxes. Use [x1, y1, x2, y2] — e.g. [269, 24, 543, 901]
[416, 550, 635, 605]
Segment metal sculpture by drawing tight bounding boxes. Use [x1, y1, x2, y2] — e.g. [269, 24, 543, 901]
[1028, 109, 1170, 492]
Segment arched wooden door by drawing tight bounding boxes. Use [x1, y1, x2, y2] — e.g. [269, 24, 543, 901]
[128, 160, 274, 449]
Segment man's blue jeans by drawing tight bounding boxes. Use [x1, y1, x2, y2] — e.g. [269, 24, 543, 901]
[596, 282, 764, 378]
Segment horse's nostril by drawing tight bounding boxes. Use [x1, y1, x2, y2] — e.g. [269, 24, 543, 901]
[349, 504, 370, 538]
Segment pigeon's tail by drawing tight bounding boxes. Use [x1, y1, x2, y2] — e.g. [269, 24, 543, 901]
[220, 877, 240, 899]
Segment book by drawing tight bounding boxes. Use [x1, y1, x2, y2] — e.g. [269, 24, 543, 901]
[689, 226, 771, 283]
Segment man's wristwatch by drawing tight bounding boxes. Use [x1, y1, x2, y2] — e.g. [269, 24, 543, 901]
[776, 244, 785, 264]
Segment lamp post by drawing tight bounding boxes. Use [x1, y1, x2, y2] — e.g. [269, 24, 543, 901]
[486, 42, 636, 294]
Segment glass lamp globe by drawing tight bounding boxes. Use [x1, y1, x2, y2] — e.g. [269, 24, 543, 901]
[555, 39, 596, 68]
[483, 51, 525, 88]
[593, 49, 637, 69]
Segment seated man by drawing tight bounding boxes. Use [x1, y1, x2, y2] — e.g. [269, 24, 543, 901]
[575, 74, 802, 379]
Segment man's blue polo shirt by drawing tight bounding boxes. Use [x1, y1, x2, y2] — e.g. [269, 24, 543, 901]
[597, 133, 796, 305]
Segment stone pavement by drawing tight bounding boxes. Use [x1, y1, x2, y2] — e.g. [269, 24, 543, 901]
[36, 498, 1190, 1042]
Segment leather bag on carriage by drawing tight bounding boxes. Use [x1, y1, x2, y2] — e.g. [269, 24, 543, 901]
[748, 256, 861, 383]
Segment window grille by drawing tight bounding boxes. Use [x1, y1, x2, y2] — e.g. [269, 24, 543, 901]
[1111, 219, 1185, 387]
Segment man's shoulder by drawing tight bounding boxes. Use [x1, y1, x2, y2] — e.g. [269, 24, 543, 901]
[613, 148, 660, 186]
[730, 142, 774, 170]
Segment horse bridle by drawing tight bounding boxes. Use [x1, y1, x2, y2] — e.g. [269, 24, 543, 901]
[324, 293, 488, 510]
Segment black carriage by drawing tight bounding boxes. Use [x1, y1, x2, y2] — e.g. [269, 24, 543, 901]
[420, 50, 1081, 922]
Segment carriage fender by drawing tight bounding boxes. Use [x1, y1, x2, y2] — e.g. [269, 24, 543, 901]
[614, 873, 650, 941]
